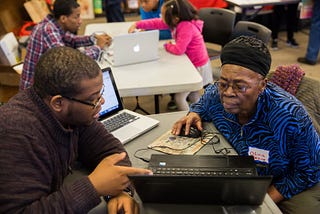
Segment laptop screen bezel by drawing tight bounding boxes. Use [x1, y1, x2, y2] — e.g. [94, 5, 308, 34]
[98, 67, 124, 121]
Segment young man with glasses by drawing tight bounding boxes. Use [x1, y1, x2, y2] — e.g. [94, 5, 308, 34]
[171, 36, 320, 214]
[0, 46, 152, 213]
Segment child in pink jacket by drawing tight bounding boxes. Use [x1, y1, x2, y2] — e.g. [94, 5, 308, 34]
[129, 0, 213, 111]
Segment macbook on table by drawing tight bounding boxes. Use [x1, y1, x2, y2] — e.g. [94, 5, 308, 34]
[102, 30, 160, 67]
[98, 67, 159, 144]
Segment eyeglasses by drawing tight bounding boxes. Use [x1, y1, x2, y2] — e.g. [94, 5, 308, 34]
[208, 134, 232, 155]
[216, 80, 260, 94]
[61, 86, 104, 109]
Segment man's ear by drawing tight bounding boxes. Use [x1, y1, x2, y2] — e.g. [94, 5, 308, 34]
[49, 95, 64, 112]
[59, 15, 67, 24]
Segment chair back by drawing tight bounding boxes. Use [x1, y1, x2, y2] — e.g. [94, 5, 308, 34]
[295, 76, 320, 135]
[268, 65, 320, 135]
[231, 21, 272, 44]
[198, 8, 236, 46]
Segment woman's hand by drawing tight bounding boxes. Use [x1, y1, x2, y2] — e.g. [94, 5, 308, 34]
[171, 112, 202, 136]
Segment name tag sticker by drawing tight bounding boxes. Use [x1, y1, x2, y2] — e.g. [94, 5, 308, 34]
[248, 147, 269, 163]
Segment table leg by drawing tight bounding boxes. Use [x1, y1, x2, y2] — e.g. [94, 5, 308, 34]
[154, 95, 160, 114]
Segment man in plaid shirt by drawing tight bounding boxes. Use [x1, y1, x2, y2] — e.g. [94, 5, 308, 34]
[20, 0, 111, 90]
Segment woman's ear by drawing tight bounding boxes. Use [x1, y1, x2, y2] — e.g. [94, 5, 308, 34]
[259, 78, 268, 93]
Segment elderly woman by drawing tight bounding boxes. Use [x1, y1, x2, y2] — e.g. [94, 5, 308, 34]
[172, 36, 320, 214]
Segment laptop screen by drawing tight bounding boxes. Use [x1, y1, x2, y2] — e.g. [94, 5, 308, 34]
[99, 67, 124, 119]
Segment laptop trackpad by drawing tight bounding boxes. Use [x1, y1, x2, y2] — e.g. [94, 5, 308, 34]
[111, 126, 142, 143]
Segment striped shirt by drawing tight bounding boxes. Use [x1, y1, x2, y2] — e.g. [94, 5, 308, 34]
[190, 82, 320, 199]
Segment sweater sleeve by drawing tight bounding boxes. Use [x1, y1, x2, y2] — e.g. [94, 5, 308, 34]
[0, 130, 101, 214]
[136, 18, 170, 30]
[271, 112, 320, 199]
[63, 32, 101, 60]
[164, 22, 192, 55]
[77, 121, 131, 170]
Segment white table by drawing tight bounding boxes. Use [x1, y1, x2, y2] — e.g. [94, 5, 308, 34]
[85, 22, 203, 113]
[226, 0, 300, 20]
[226, 0, 299, 8]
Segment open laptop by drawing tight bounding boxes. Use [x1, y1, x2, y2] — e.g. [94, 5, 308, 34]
[98, 67, 159, 144]
[103, 30, 160, 67]
[129, 154, 273, 205]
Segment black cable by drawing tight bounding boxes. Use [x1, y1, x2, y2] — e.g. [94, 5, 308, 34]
[133, 148, 151, 163]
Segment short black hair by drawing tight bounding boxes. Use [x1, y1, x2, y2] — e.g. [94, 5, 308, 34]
[163, 0, 198, 28]
[53, 0, 80, 19]
[33, 46, 101, 98]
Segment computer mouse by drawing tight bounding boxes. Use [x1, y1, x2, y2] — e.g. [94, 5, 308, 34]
[179, 125, 201, 138]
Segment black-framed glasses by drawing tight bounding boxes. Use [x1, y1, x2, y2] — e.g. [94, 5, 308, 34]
[208, 134, 233, 155]
[62, 85, 104, 109]
[216, 80, 261, 94]
[216, 79, 263, 93]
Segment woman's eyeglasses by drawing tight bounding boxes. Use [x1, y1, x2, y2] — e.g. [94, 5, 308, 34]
[61, 85, 104, 109]
[216, 80, 261, 94]
[216, 81, 251, 93]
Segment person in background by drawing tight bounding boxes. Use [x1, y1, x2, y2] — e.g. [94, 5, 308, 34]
[20, 0, 111, 91]
[172, 36, 320, 214]
[104, 0, 125, 22]
[298, 0, 320, 65]
[271, 3, 299, 50]
[139, 0, 172, 40]
[139, 0, 176, 110]
[0, 46, 152, 213]
[129, 0, 213, 111]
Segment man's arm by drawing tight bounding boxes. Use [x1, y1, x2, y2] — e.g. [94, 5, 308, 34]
[0, 131, 101, 213]
[62, 32, 100, 59]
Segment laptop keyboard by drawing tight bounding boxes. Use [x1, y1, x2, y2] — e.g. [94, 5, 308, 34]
[149, 167, 256, 177]
[103, 112, 139, 132]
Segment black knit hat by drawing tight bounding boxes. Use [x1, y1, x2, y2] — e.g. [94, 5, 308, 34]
[220, 36, 271, 77]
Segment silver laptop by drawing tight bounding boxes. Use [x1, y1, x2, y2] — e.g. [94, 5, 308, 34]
[102, 30, 160, 66]
[98, 67, 159, 144]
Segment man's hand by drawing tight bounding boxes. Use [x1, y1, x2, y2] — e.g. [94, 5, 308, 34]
[95, 33, 112, 48]
[171, 112, 202, 136]
[88, 152, 152, 196]
[107, 192, 139, 214]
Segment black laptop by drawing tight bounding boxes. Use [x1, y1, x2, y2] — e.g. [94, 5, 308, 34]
[129, 154, 272, 205]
